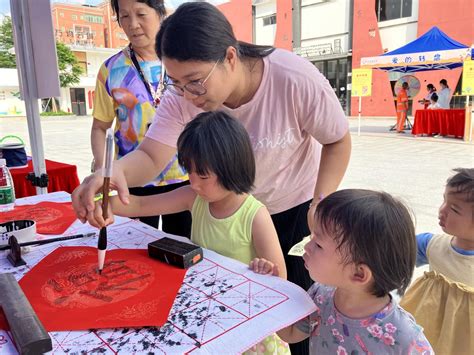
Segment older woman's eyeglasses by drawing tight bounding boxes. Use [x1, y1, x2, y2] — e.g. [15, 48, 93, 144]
[164, 60, 220, 97]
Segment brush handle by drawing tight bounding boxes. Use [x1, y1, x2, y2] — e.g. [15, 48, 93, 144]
[0, 233, 96, 251]
[98, 129, 113, 273]
[98, 176, 109, 252]
[101, 177, 110, 220]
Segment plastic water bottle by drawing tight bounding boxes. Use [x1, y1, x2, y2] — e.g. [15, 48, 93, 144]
[0, 158, 15, 211]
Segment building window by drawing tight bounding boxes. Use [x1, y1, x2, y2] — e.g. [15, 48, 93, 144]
[83, 14, 103, 24]
[262, 14, 276, 26]
[72, 15, 77, 21]
[375, 0, 412, 22]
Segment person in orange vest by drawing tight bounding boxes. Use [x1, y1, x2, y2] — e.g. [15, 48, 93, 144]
[396, 82, 409, 133]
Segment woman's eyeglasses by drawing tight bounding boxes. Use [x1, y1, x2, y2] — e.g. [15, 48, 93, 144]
[164, 60, 220, 97]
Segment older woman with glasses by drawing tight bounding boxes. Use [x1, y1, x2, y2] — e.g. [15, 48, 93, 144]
[90, 0, 191, 236]
[75, 3, 351, 353]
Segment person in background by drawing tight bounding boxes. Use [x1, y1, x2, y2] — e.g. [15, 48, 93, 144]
[74, 4, 351, 353]
[251, 189, 433, 354]
[418, 83, 436, 109]
[396, 82, 409, 133]
[437, 79, 451, 109]
[105, 111, 290, 354]
[401, 168, 474, 354]
[90, 0, 191, 236]
[427, 93, 441, 109]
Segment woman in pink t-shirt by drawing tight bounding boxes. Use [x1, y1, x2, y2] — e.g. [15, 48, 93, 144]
[73, 4, 351, 352]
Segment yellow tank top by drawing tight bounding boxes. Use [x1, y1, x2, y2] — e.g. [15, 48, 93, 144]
[427, 234, 474, 287]
[190, 195, 263, 264]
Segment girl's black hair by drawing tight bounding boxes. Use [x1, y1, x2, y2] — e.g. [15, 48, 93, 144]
[447, 168, 474, 203]
[111, 0, 166, 25]
[156, 2, 275, 62]
[427, 83, 436, 91]
[440, 78, 449, 88]
[177, 111, 255, 194]
[315, 189, 416, 297]
[431, 93, 438, 102]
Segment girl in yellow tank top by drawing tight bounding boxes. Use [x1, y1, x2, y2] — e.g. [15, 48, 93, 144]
[108, 111, 290, 354]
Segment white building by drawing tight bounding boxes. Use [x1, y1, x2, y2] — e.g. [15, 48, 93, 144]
[58, 45, 117, 116]
[251, 0, 422, 114]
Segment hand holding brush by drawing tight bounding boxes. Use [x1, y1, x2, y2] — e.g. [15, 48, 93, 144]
[98, 128, 114, 274]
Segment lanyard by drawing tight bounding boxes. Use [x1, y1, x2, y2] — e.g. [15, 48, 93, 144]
[128, 44, 163, 107]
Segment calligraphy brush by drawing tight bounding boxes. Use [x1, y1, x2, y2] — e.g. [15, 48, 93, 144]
[98, 128, 114, 274]
[0, 232, 96, 251]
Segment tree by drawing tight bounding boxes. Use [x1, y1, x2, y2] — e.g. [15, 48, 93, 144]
[0, 16, 83, 87]
[56, 42, 83, 88]
[0, 16, 16, 68]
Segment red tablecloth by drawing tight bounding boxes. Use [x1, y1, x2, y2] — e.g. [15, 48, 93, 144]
[412, 109, 465, 137]
[10, 159, 80, 198]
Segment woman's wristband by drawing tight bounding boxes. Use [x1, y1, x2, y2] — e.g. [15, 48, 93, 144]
[94, 190, 118, 202]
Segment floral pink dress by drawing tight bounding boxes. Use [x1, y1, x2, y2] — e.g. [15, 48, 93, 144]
[295, 283, 433, 354]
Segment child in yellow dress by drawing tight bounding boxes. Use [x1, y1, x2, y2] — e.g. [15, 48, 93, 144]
[401, 168, 474, 354]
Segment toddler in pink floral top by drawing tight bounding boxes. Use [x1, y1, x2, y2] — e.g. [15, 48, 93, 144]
[251, 189, 433, 354]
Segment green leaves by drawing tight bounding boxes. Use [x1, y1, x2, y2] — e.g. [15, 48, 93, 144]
[0, 16, 16, 68]
[0, 16, 84, 88]
[56, 42, 83, 87]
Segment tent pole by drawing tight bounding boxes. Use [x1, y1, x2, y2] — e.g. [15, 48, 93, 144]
[469, 95, 473, 143]
[11, 0, 48, 195]
[25, 102, 47, 195]
[357, 96, 362, 136]
[465, 95, 472, 143]
[11, 0, 59, 195]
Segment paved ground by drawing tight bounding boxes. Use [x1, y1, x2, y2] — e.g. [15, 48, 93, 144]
[2, 114, 473, 238]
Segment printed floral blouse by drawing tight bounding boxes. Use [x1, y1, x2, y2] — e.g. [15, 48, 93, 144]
[295, 283, 434, 354]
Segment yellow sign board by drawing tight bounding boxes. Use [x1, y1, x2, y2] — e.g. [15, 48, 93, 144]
[351, 68, 372, 97]
[462, 60, 474, 95]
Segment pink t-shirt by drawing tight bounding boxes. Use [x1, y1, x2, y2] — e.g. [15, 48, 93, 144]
[146, 49, 348, 214]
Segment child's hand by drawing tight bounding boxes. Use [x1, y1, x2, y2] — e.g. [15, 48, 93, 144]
[250, 258, 280, 276]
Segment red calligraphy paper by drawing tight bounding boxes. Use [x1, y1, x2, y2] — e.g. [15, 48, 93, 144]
[8, 246, 186, 331]
[0, 202, 77, 234]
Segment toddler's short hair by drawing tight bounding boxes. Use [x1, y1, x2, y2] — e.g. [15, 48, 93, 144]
[315, 189, 416, 297]
[446, 168, 474, 203]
